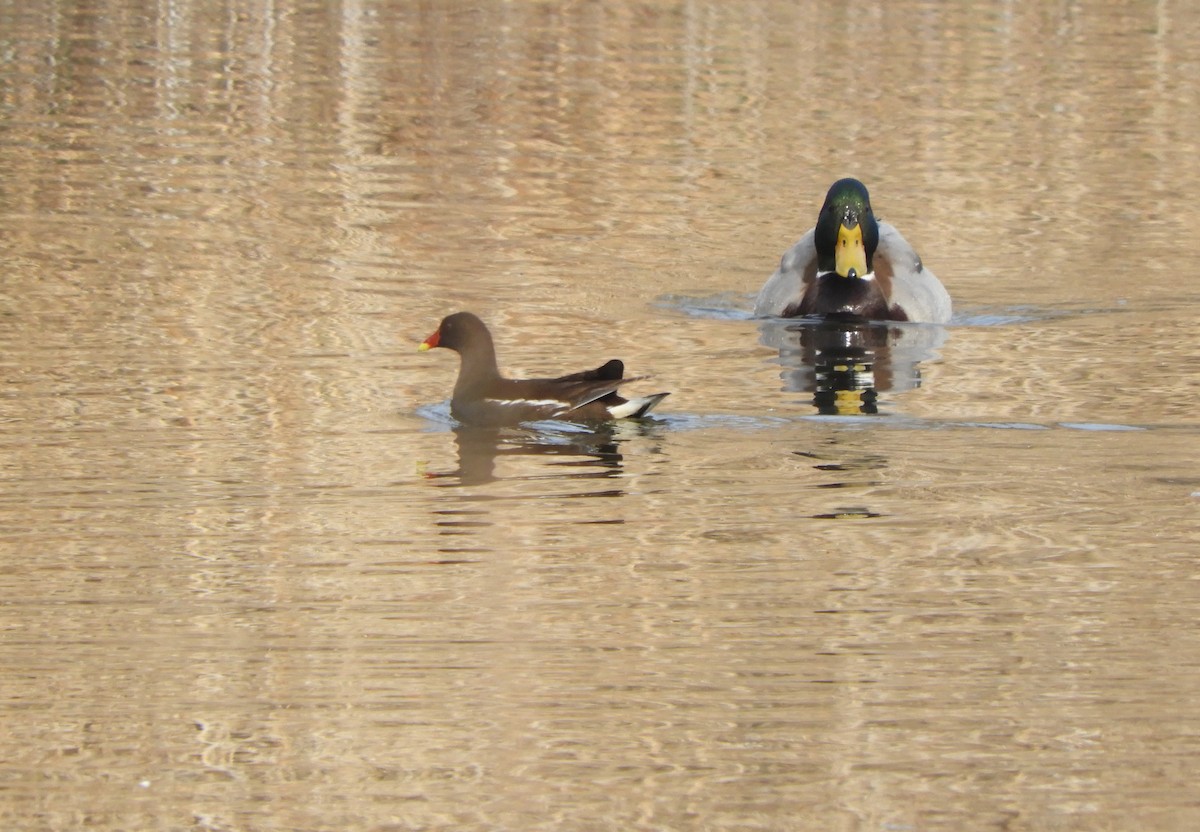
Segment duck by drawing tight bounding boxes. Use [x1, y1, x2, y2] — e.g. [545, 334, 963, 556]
[419, 311, 670, 427]
[754, 178, 951, 323]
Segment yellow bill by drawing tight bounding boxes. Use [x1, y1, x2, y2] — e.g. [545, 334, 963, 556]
[836, 222, 868, 279]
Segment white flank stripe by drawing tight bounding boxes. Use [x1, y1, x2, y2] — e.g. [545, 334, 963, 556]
[486, 398, 568, 411]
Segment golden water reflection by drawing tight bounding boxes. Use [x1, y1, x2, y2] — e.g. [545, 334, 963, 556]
[3, 1, 1200, 830]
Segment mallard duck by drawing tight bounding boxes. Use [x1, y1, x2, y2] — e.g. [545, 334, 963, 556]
[419, 311, 669, 427]
[754, 178, 951, 323]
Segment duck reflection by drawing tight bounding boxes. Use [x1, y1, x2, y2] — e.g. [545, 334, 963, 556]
[425, 423, 629, 487]
[758, 316, 948, 414]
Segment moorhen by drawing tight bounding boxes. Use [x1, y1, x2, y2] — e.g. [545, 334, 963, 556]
[419, 311, 669, 427]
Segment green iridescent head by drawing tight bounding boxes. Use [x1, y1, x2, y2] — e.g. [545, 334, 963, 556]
[814, 178, 879, 279]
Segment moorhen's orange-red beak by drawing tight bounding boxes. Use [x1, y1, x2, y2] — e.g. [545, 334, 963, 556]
[418, 329, 440, 352]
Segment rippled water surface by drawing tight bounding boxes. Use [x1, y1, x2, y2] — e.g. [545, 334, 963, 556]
[3, 2, 1199, 830]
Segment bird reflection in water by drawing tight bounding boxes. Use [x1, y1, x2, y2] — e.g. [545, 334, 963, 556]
[424, 423, 631, 487]
[758, 316, 948, 415]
